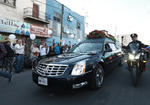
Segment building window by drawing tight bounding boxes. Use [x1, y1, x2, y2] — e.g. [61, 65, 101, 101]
[52, 12, 61, 36]
[52, 21, 61, 36]
[53, 12, 61, 23]
[1, 0, 16, 7]
[54, 17, 61, 23]
[77, 22, 81, 30]
[68, 15, 73, 22]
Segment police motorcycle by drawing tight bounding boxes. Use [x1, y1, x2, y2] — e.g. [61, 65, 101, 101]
[125, 43, 147, 86]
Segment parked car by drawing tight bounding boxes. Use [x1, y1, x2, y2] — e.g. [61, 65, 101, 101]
[32, 38, 123, 90]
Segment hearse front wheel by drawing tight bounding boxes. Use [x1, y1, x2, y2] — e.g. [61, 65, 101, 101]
[89, 64, 104, 89]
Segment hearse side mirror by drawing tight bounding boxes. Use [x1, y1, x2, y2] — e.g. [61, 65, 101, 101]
[105, 48, 112, 52]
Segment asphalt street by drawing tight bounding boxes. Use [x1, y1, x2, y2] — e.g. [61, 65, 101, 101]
[0, 61, 150, 105]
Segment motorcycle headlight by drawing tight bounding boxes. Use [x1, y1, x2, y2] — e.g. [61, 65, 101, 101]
[71, 61, 86, 76]
[129, 54, 135, 60]
[135, 53, 140, 59]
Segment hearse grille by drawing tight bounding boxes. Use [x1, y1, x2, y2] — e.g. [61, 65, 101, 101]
[37, 63, 68, 76]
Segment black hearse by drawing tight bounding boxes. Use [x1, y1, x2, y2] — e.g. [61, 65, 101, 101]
[32, 38, 123, 89]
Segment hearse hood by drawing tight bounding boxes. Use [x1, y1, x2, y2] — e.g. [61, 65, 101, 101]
[39, 53, 102, 65]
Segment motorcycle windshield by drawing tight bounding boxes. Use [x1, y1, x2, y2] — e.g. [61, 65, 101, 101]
[129, 42, 140, 54]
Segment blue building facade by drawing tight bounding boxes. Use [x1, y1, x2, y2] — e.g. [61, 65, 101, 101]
[46, 0, 85, 46]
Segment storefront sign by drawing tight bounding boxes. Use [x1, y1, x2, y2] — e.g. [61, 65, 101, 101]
[30, 24, 53, 38]
[0, 35, 3, 40]
[0, 34, 9, 42]
[0, 18, 30, 35]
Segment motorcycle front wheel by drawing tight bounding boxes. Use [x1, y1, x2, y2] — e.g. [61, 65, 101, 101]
[130, 65, 140, 87]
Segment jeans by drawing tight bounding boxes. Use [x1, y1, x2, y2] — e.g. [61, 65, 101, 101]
[0, 58, 12, 80]
[15, 55, 24, 72]
[3, 57, 14, 72]
[0, 71, 12, 79]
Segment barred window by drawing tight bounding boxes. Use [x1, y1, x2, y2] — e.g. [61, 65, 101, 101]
[54, 17, 61, 23]
[53, 12, 61, 23]
[52, 21, 61, 36]
[77, 22, 81, 30]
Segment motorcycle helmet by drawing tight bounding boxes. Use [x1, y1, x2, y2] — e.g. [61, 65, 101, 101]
[130, 33, 138, 38]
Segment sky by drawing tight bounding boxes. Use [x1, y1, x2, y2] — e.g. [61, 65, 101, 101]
[57, 0, 150, 44]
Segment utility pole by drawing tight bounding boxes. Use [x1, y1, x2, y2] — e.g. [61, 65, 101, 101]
[121, 36, 124, 47]
[60, 4, 64, 46]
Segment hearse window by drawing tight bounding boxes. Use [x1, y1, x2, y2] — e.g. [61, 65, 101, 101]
[69, 42, 103, 53]
[105, 43, 111, 50]
[108, 43, 117, 51]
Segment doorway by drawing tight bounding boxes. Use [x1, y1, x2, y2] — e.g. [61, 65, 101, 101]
[33, 3, 39, 18]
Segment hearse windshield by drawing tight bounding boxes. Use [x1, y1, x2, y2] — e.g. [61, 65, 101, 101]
[68, 42, 103, 54]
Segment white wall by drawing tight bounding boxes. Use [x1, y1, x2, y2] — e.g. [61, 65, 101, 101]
[34, 0, 46, 20]
[115, 34, 132, 46]
[0, 0, 46, 22]
[115, 35, 122, 44]
[123, 34, 132, 46]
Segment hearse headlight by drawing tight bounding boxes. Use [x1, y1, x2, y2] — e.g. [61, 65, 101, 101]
[71, 61, 86, 76]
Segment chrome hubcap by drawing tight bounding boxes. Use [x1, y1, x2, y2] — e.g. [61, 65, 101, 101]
[96, 68, 103, 86]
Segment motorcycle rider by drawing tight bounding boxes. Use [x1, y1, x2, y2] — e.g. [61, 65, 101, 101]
[126, 33, 148, 71]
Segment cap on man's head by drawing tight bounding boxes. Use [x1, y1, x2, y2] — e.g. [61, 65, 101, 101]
[130, 33, 138, 38]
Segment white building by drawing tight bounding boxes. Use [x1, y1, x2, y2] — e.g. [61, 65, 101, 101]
[115, 35, 122, 44]
[122, 34, 132, 46]
[115, 34, 132, 46]
[0, 0, 50, 54]
[0, 0, 48, 25]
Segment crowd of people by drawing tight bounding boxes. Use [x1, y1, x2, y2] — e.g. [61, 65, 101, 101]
[0, 39, 76, 81]
[29, 41, 75, 69]
[30, 40, 74, 58]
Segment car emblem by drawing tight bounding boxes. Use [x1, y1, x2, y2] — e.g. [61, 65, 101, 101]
[45, 66, 49, 73]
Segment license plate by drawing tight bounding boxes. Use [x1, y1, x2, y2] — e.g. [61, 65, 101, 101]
[38, 76, 48, 86]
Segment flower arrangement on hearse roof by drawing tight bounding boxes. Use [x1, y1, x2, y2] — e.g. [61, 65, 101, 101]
[87, 30, 116, 42]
